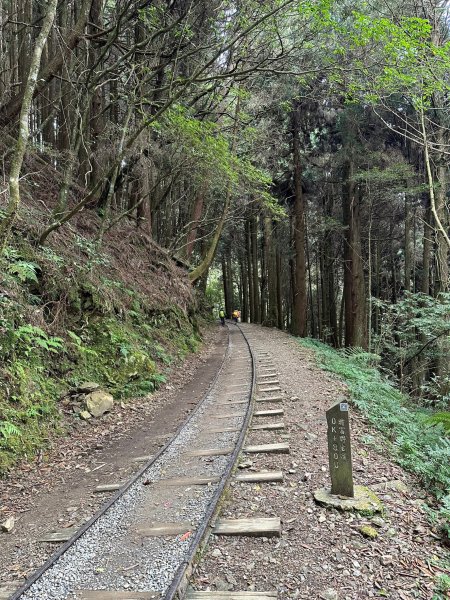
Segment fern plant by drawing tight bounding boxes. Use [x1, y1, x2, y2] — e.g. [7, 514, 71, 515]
[0, 421, 22, 440]
[8, 261, 40, 283]
[426, 412, 450, 435]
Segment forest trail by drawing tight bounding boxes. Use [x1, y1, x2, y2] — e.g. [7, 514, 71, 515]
[1, 324, 448, 599]
[190, 324, 449, 600]
[0, 328, 227, 596]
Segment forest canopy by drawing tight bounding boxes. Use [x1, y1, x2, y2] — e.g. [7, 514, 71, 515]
[0, 1, 449, 442]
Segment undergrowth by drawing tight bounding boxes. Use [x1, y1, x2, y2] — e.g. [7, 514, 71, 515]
[299, 338, 450, 544]
[0, 235, 199, 475]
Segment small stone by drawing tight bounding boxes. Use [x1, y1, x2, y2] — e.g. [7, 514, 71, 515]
[79, 410, 92, 421]
[1, 517, 15, 533]
[371, 516, 385, 528]
[385, 480, 409, 493]
[359, 525, 378, 539]
[239, 461, 253, 469]
[318, 514, 326, 523]
[85, 390, 114, 417]
[211, 548, 222, 557]
[214, 577, 231, 591]
[290, 396, 300, 402]
[380, 554, 393, 566]
[314, 486, 383, 515]
[77, 382, 100, 393]
[386, 528, 397, 538]
[321, 589, 339, 600]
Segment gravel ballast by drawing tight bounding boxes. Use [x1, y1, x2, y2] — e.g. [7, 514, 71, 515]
[19, 328, 253, 600]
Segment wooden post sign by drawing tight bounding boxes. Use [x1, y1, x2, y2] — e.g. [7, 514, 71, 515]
[326, 401, 354, 498]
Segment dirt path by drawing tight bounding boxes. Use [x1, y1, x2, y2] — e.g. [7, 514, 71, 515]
[191, 324, 449, 600]
[0, 325, 227, 593]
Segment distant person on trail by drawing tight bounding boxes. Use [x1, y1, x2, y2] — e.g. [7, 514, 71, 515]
[232, 309, 239, 323]
[219, 308, 225, 326]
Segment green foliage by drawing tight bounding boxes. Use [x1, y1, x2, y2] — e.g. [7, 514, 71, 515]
[426, 413, 450, 435]
[8, 260, 40, 283]
[154, 105, 285, 217]
[328, 9, 450, 108]
[299, 338, 450, 542]
[372, 292, 450, 406]
[0, 421, 22, 439]
[14, 325, 64, 355]
[433, 573, 450, 600]
[0, 236, 201, 474]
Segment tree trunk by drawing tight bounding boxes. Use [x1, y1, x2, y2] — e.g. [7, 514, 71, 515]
[291, 107, 307, 337]
[250, 212, 261, 322]
[0, 0, 92, 125]
[241, 260, 248, 323]
[0, 0, 59, 249]
[342, 155, 367, 348]
[185, 183, 207, 260]
[246, 217, 255, 322]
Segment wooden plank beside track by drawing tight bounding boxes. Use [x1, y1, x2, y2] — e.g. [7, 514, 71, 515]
[243, 443, 290, 454]
[213, 517, 281, 537]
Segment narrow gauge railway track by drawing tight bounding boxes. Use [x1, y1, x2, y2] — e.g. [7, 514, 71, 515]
[10, 324, 256, 600]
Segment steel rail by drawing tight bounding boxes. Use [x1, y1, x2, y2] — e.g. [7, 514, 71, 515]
[10, 325, 234, 600]
[163, 322, 256, 600]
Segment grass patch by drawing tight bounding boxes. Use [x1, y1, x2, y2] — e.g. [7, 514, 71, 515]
[299, 338, 450, 543]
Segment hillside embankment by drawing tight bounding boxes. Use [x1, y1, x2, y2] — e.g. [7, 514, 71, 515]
[0, 149, 203, 474]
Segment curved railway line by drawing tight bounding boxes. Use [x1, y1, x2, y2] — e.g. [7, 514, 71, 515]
[8, 324, 287, 600]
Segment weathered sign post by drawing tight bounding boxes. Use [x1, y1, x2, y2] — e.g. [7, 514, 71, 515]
[326, 401, 354, 497]
[314, 399, 383, 515]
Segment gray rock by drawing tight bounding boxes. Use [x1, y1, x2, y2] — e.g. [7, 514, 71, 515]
[1, 517, 15, 533]
[79, 410, 92, 421]
[371, 516, 385, 528]
[85, 390, 114, 417]
[214, 577, 232, 591]
[78, 382, 101, 393]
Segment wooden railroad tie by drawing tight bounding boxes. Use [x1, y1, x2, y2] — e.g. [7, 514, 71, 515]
[136, 522, 192, 537]
[187, 593, 277, 600]
[258, 387, 282, 393]
[208, 426, 241, 434]
[38, 526, 79, 543]
[0, 584, 18, 600]
[244, 442, 290, 454]
[71, 592, 160, 599]
[186, 447, 234, 457]
[255, 396, 283, 403]
[217, 400, 248, 406]
[251, 422, 284, 432]
[94, 483, 122, 493]
[234, 470, 283, 483]
[158, 476, 220, 486]
[213, 413, 245, 419]
[253, 409, 284, 417]
[213, 517, 281, 537]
